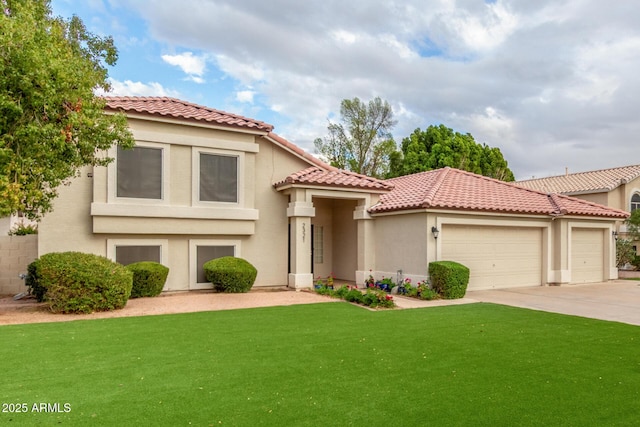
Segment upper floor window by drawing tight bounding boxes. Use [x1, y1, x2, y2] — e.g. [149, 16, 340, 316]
[199, 152, 238, 203]
[117, 146, 163, 199]
[632, 193, 640, 212]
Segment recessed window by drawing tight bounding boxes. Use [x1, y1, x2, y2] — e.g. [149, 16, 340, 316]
[632, 194, 640, 212]
[199, 153, 238, 203]
[196, 245, 235, 283]
[115, 245, 161, 266]
[117, 146, 163, 199]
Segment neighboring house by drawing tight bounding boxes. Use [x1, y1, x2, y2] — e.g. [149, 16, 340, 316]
[516, 165, 640, 242]
[30, 97, 628, 293]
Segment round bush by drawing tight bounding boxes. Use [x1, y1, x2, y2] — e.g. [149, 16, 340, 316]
[429, 260, 470, 299]
[203, 256, 257, 293]
[26, 252, 132, 314]
[126, 261, 169, 298]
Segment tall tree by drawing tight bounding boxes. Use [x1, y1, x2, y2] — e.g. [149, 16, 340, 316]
[314, 97, 397, 178]
[388, 124, 515, 181]
[0, 0, 134, 220]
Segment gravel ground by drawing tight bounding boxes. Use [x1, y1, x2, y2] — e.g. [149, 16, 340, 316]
[0, 289, 338, 326]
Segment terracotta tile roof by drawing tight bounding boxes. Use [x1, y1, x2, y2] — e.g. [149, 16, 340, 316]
[104, 96, 273, 132]
[515, 164, 640, 194]
[274, 167, 394, 191]
[370, 167, 628, 218]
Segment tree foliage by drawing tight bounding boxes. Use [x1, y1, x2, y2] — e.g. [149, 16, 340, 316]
[388, 124, 515, 181]
[0, 0, 134, 219]
[314, 97, 397, 178]
[625, 209, 640, 242]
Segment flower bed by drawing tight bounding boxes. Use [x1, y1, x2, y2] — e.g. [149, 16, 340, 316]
[313, 283, 395, 309]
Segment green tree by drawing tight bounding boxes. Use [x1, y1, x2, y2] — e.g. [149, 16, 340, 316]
[625, 209, 640, 242]
[388, 124, 515, 181]
[0, 0, 134, 219]
[314, 97, 397, 178]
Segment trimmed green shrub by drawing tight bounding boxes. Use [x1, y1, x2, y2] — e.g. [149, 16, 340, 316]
[203, 256, 257, 293]
[26, 252, 133, 314]
[428, 261, 470, 299]
[344, 288, 364, 303]
[26, 258, 45, 301]
[127, 262, 169, 298]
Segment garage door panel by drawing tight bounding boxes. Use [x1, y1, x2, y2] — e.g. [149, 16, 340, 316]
[571, 228, 603, 283]
[442, 225, 543, 290]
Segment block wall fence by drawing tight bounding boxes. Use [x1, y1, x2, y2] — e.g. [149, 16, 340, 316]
[0, 235, 37, 295]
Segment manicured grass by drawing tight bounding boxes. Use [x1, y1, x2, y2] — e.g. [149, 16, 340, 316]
[1, 303, 638, 426]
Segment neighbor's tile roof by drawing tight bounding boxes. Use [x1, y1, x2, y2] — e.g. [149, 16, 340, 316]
[515, 165, 640, 194]
[104, 96, 273, 132]
[370, 167, 628, 218]
[275, 166, 394, 191]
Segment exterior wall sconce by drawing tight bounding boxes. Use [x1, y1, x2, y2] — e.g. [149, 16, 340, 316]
[431, 226, 440, 239]
[613, 230, 618, 240]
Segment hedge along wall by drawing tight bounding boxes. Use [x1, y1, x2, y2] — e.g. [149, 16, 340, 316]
[0, 235, 38, 295]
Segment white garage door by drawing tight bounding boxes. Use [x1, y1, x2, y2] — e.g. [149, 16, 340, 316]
[441, 225, 543, 290]
[571, 228, 604, 283]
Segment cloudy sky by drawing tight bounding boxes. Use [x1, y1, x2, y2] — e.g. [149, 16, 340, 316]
[51, 0, 640, 180]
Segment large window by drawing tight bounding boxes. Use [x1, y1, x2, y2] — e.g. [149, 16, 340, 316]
[632, 194, 640, 212]
[117, 146, 163, 199]
[108, 239, 169, 267]
[196, 245, 235, 283]
[199, 153, 238, 203]
[115, 245, 161, 266]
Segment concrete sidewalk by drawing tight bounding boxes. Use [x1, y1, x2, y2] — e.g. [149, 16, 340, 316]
[393, 280, 640, 326]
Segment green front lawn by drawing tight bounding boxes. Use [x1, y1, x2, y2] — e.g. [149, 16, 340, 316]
[1, 303, 638, 426]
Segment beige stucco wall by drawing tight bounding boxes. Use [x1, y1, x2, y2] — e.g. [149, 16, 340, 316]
[331, 200, 358, 281]
[373, 212, 430, 282]
[575, 192, 609, 207]
[37, 119, 314, 291]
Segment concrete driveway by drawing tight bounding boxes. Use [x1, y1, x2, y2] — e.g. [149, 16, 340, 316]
[466, 280, 640, 326]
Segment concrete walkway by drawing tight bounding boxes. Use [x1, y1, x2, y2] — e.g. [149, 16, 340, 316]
[395, 280, 640, 326]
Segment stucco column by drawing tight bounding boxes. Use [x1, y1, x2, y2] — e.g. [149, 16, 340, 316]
[287, 193, 315, 289]
[354, 203, 375, 286]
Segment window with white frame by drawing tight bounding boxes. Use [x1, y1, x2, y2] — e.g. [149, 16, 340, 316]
[117, 146, 163, 199]
[108, 239, 169, 266]
[198, 152, 238, 203]
[632, 193, 640, 212]
[115, 245, 161, 266]
[195, 245, 235, 283]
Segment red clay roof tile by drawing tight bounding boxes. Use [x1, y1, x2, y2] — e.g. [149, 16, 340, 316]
[515, 164, 640, 194]
[274, 167, 393, 191]
[104, 96, 273, 132]
[370, 167, 628, 218]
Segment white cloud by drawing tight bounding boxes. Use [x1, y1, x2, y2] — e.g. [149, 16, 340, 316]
[236, 90, 255, 103]
[215, 54, 264, 85]
[101, 79, 181, 98]
[161, 52, 207, 83]
[331, 29, 357, 45]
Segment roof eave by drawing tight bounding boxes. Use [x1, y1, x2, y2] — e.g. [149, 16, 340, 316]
[104, 109, 271, 135]
[275, 182, 390, 194]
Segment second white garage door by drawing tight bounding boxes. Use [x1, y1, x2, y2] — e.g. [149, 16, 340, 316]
[441, 225, 543, 290]
[571, 228, 604, 283]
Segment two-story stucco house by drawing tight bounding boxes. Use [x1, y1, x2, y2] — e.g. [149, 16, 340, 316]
[32, 97, 627, 293]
